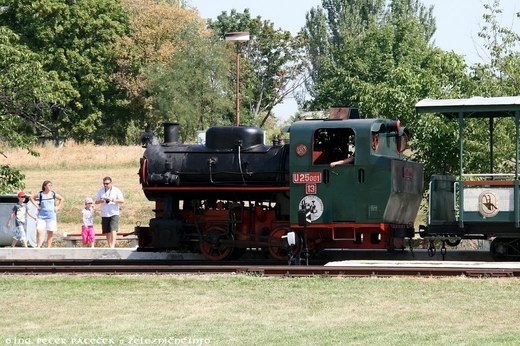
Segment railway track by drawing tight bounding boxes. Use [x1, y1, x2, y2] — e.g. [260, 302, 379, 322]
[0, 260, 519, 277]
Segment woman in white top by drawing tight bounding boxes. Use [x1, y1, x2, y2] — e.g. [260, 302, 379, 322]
[29, 180, 65, 248]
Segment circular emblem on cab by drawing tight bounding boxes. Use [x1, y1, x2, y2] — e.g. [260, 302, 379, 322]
[479, 190, 499, 218]
[299, 195, 324, 222]
[295, 144, 308, 157]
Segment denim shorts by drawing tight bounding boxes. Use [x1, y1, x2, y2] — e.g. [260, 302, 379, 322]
[13, 225, 27, 241]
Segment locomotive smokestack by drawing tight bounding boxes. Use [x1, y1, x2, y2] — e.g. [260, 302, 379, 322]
[164, 122, 179, 144]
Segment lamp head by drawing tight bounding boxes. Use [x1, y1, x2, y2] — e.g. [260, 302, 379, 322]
[225, 31, 250, 43]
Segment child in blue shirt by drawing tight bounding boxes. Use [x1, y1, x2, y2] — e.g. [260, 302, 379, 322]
[6, 192, 36, 248]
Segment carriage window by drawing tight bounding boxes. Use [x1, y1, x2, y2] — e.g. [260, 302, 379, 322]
[312, 128, 355, 165]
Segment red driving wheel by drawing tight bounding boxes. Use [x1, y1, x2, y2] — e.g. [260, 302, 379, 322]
[200, 226, 234, 261]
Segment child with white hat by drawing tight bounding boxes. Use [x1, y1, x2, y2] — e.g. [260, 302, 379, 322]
[82, 197, 96, 247]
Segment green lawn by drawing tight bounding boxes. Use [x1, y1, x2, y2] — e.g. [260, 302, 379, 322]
[1, 275, 520, 345]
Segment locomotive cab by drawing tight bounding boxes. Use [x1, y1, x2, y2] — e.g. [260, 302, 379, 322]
[288, 118, 422, 252]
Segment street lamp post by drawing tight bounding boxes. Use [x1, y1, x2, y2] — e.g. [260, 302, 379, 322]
[225, 31, 249, 126]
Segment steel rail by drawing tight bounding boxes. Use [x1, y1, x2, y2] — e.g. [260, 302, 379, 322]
[0, 263, 519, 277]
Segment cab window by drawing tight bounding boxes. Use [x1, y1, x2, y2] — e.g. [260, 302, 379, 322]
[312, 128, 355, 165]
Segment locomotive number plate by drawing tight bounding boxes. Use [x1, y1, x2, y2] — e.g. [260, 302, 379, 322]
[306, 183, 317, 194]
[293, 172, 322, 184]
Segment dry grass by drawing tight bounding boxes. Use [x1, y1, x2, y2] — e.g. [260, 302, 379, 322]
[1, 143, 154, 234]
[1, 141, 143, 170]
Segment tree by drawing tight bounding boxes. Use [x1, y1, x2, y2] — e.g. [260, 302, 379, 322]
[145, 24, 234, 142]
[0, 27, 64, 192]
[0, 27, 73, 143]
[457, 0, 520, 175]
[111, 0, 205, 142]
[413, 0, 520, 179]
[302, 0, 439, 115]
[0, 0, 129, 142]
[208, 9, 307, 126]
[301, 0, 471, 180]
[470, 0, 520, 96]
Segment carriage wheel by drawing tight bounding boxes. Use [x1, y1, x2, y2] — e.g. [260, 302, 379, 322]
[267, 227, 301, 260]
[445, 238, 461, 247]
[489, 237, 520, 260]
[200, 226, 234, 261]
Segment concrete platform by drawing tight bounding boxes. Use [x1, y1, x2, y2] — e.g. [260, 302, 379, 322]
[325, 259, 520, 269]
[0, 247, 497, 262]
[314, 249, 495, 262]
[0, 247, 204, 261]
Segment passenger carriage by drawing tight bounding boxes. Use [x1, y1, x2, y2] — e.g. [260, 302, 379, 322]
[416, 96, 520, 259]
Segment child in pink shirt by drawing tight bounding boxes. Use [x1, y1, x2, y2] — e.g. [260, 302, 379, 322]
[82, 197, 96, 247]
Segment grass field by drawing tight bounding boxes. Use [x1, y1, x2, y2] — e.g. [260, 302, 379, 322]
[2, 143, 154, 235]
[1, 275, 520, 344]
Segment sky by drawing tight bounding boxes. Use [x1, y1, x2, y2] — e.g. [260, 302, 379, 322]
[188, 0, 520, 120]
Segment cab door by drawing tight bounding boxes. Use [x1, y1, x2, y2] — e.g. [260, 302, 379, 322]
[326, 163, 358, 222]
[309, 127, 357, 223]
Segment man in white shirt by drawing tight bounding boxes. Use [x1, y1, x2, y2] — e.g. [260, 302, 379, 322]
[95, 176, 124, 248]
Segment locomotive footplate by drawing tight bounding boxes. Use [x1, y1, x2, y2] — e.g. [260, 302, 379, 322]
[211, 239, 270, 248]
[390, 225, 415, 238]
[420, 223, 464, 237]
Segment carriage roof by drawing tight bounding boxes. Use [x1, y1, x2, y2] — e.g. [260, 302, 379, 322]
[416, 96, 520, 118]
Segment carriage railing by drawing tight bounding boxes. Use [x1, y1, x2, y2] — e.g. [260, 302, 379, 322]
[460, 173, 516, 191]
[428, 174, 520, 226]
[463, 173, 516, 178]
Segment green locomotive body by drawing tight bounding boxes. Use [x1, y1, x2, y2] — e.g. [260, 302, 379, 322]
[288, 117, 422, 253]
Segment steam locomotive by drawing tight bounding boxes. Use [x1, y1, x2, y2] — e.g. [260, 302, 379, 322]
[136, 108, 423, 260]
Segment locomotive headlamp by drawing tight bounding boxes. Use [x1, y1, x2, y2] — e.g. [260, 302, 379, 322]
[282, 232, 297, 247]
[397, 127, 409, 153]
[371, 120, 401, 134]
[387, 120, 400, 133]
